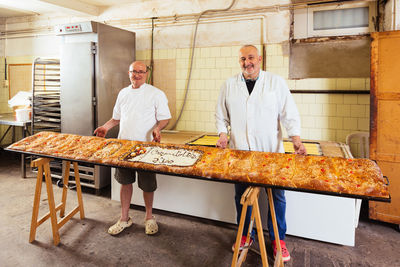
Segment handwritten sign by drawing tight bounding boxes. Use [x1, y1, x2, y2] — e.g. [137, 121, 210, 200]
[128, 146, 203, 167]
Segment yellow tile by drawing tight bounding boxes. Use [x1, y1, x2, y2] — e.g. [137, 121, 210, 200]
[210, 47, 221, 57]
[200, 69, 210, 79]
[181, 48, 190, 59]
[328, 94, 344, 104]
[195, 121, 205, 131]
[357, 94, 370, 105]
[200, 47, 210, 58]
[280, 55, 288, 68]
[191, 69, 201, 79]
[286, 79, 295, 90]
[343, 95, 358, 104]
[321, 129, 336, 141]
[297, 103, 309, 115]
[343, 118, 358, 130]
[309, 128, 322, 140]
[357, 118, 369, 131]
[176, 120, 186, 131]
[322, 104, 337, 116]
[158, 49, 168, 59]
[302, 94, 316, 104]
[315, 94, 330, 104]
[302, 116, 316, 128]
[350, 104, 366, 118]
[314, 116, 328, 128]
[205, 80, 216, 90]
[295, 79, 309, 90]
[167, 49, 176, 59]
[220, 47, 231, 57]
[292, 94, 302, 103]
[268, 55, 284, 68]
[365, 78, 370, 90]
[309, 104, 323, 116]
[266, 44, 276, 56]
[336, 78, 351, 90]
[176, 70, 187, 80]
[186, 121, 195, 131]
[205, 58, 216, 69]
[176, 58, 188, 70]
[350, 78, 366, 90]
[209, 69, 220, 80]
[328, 117, 343, 129]
[336, 104, 351, 117]
[215, 58, 226, 68]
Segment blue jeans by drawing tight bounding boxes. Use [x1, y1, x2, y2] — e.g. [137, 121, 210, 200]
[234, 183, 286, 241]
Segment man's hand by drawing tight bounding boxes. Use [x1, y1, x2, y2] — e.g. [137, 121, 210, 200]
[94, 126, 108, 138]
[152, 127, 161, 143]
[216, 133, 229, 148]
[291, 136, 307, 155]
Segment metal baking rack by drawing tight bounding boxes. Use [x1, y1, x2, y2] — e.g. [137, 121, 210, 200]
[31, 58, 63, 180]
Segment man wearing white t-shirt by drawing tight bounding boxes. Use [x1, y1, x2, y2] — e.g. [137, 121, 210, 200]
[94, 61, 171, 236]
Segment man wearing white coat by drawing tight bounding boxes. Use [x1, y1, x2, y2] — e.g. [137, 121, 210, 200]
[215, 44, 306, 263]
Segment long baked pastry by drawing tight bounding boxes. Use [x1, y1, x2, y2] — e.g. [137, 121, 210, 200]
[7, 131, 389, 199]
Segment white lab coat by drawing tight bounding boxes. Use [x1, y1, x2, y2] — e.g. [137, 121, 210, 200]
[215, 70, 301, 153]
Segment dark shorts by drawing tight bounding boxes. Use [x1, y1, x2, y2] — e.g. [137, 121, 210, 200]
[114, 168, 157, 192]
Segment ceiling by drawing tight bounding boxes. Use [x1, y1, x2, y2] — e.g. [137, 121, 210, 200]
[0, 0, 140, 18]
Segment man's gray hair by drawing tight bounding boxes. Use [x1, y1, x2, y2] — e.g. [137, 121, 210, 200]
[240, 45, 260, 56]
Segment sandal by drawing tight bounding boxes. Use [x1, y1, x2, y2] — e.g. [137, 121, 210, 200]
[108, 217, 133, 235]
[144, 216, 158, 235]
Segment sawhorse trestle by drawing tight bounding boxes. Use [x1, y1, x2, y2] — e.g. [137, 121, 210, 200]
[29, 158, 85, 245]
[231, 187, 284, 267]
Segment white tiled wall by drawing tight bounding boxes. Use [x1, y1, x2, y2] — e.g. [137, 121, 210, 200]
[120, 43, 371, 148]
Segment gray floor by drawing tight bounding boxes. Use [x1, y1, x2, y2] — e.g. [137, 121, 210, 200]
[0, 150, 399, 267]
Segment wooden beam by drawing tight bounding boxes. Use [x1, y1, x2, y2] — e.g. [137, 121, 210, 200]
[39, 0, 100, 16]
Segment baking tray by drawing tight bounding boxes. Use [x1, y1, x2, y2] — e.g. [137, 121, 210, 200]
[5, 148, 391, 203]
[187, 135, 323, 156]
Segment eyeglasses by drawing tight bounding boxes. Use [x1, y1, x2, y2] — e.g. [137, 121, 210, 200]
[129, 70, 147, 75]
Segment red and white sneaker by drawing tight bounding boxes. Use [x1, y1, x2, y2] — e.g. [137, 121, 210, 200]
[231, 235, 254, 252]
[272, 240, 291, 262]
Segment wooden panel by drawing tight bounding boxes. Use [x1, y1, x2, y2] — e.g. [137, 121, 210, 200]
[377, 34, 400, 94]
[376, 100, 400, 159]
[8, 64, 32, 99]
[369, 30, 400, 224]
[369, 161, 400, 224]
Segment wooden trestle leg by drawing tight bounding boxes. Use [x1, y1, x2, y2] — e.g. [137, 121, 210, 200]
[231, 187, 284, 267]
[29, 158, 85, 246]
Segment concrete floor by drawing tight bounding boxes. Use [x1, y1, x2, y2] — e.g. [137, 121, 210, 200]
[0, 150, 399, 267]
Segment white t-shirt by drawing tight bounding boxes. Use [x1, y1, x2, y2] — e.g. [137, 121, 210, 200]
[112, 83, 171, 141]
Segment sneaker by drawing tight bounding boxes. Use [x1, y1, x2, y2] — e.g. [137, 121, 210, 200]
[272, 240, 291, 262]
[231, 235, 254, 252]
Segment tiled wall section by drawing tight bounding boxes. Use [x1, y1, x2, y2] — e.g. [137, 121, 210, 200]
[137, 43, 370, 149]
[136, 44, 370, 148]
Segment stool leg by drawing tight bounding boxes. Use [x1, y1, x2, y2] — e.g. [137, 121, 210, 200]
[60, 161, 70, 218]
[267, 188, 283, 267]
[253, 196, 268, 267]
[44, 162, 60, 246]
[73, 162, 85, 219]
[232, 201, 249, 267]
[29, 164, 44, 243]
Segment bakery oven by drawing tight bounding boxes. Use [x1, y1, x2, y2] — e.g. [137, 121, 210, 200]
[57, 21, 135, 192]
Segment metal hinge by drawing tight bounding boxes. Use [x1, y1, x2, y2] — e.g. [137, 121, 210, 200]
[92, 97, 97, 106]
[91, 43, 97, 54]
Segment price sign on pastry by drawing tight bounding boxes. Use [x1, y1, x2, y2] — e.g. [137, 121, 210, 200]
[125, 146, 203, 167]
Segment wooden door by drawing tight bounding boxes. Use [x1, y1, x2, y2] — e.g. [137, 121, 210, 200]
[369, 31, 400, 224]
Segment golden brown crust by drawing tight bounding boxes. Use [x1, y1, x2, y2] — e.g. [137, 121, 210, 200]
[7, 132, 389, 199]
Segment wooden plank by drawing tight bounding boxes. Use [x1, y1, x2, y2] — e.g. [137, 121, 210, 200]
[369, 32, 379, 160]
[73, 162, 85, 219]
[29, 163, 44, 243]
[60, 161, 70, 217]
